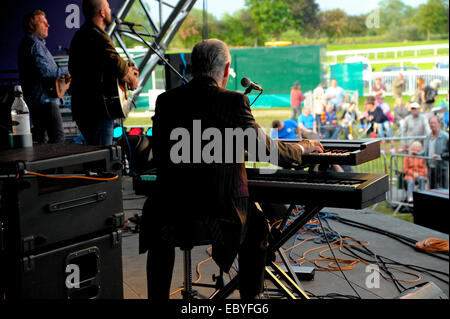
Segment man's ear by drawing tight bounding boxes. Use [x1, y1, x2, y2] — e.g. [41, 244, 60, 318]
[28, 19, 36, 33]
[223, 61, 230, 79]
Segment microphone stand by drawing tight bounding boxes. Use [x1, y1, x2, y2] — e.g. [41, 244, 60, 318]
[125, 24, 189, 85]
[243, 84, 263, 106]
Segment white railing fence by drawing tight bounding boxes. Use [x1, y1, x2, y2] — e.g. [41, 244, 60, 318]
[367, 69, 449, 97]
[327, 44, 449, 63]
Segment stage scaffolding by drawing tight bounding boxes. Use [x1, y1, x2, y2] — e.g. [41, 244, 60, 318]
[108, 0, 197, 103]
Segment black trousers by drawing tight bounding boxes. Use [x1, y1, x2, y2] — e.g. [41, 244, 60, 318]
[145, 200, 269, 300]
[30, 102, 64, 143]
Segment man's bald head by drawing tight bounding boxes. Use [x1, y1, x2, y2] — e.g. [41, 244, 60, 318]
[83, 0, 106, 20]
[191, 39, 231, 87]
[82, 0, 112, 29]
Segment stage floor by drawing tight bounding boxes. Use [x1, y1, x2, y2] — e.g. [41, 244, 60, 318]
[120, 176, 449, 300]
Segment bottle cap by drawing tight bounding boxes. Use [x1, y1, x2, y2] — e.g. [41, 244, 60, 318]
[14, 85, 23, 96]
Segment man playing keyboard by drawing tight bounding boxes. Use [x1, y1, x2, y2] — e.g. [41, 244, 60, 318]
[139, 39, 323, 300]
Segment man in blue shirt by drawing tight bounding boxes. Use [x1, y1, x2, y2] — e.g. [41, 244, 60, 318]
[18, 10, 68, 144]
[270, 119, 298, 139]
[325, 79, 347, 112]
[297, 107, 319, 139]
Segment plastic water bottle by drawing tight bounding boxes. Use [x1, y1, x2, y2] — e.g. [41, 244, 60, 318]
[10, 85, 33, 148]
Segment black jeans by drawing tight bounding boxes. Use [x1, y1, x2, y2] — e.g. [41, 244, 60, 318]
[145, 201, 269, 300]
[30, 102, 64, 143]
[76, 119, 114, 146]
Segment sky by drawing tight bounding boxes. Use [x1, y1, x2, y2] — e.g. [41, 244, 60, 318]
[194, 0, 428, 18]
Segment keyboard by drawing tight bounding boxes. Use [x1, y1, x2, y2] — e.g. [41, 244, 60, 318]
[278, 139, 380, 166]
[246, 168, 388, 209]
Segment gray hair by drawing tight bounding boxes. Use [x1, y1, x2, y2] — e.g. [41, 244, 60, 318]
[429, 115, 440, 124]
[191, 39, 231, 82]
[430, 79, 441, 90]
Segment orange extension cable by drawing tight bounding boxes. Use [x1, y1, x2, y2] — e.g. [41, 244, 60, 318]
[416, 238, 449, 253]
[21, 170, 119, 181]
[169, 212, 437, 297]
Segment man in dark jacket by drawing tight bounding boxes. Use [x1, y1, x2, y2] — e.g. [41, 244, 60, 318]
[69, 0, 139, 146]
[139, 38, 323, 299]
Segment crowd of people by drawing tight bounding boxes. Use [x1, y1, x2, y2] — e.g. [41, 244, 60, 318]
[272, 76, 450, 192]
[279, 76, 449, 143]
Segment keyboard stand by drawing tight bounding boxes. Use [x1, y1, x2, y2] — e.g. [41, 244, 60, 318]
[264, 204, 322, 299]
[211, 204, 322, 300]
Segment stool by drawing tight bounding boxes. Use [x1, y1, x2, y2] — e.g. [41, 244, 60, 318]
[175, 221, 225, 300]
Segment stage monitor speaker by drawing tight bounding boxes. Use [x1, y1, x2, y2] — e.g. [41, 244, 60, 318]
[413, 188, 449, 234]
[396, 282, 448, 299]
[1, 231, 123, 299]
[164, 52, 192, 90]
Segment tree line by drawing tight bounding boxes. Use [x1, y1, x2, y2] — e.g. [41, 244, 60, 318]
[126, 0, 449, 49]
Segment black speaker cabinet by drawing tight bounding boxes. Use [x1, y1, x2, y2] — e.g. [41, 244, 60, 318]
[0, 144, 122, 174]
[413, 188, 449, 234]
[164, 52, 192, 90]
[1, 174, 124, 254]
[0, 144, 124, 254]
[1, 231, 123, 299]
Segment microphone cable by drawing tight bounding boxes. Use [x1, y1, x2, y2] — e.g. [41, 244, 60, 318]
[316, 214, 363, 299]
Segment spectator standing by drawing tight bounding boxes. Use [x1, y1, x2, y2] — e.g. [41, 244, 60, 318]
[421, 116, 449, 189]
[290, 81, 305, 121]
[393, 73, 405, 106]
[412, 77, 425, 106]
[313, 83, 325, 130]
[393, 100, 411, 134]
[423, 79, 441, 113]
[313, 83, 324, 110]
[325, 78, 347, 112]
[372, 77, 386, 107]
[403, 141, 427, 203]
[401, 102, 431, 151]
[297, 107, 319, 139]
[270, 119, 299, 139]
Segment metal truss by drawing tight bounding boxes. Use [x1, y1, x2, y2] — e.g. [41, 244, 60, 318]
[108, 0, 197, 103]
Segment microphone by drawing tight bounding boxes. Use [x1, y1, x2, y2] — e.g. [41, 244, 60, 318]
[114, 15, 142, 27]
[241, 77, 263, 92]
